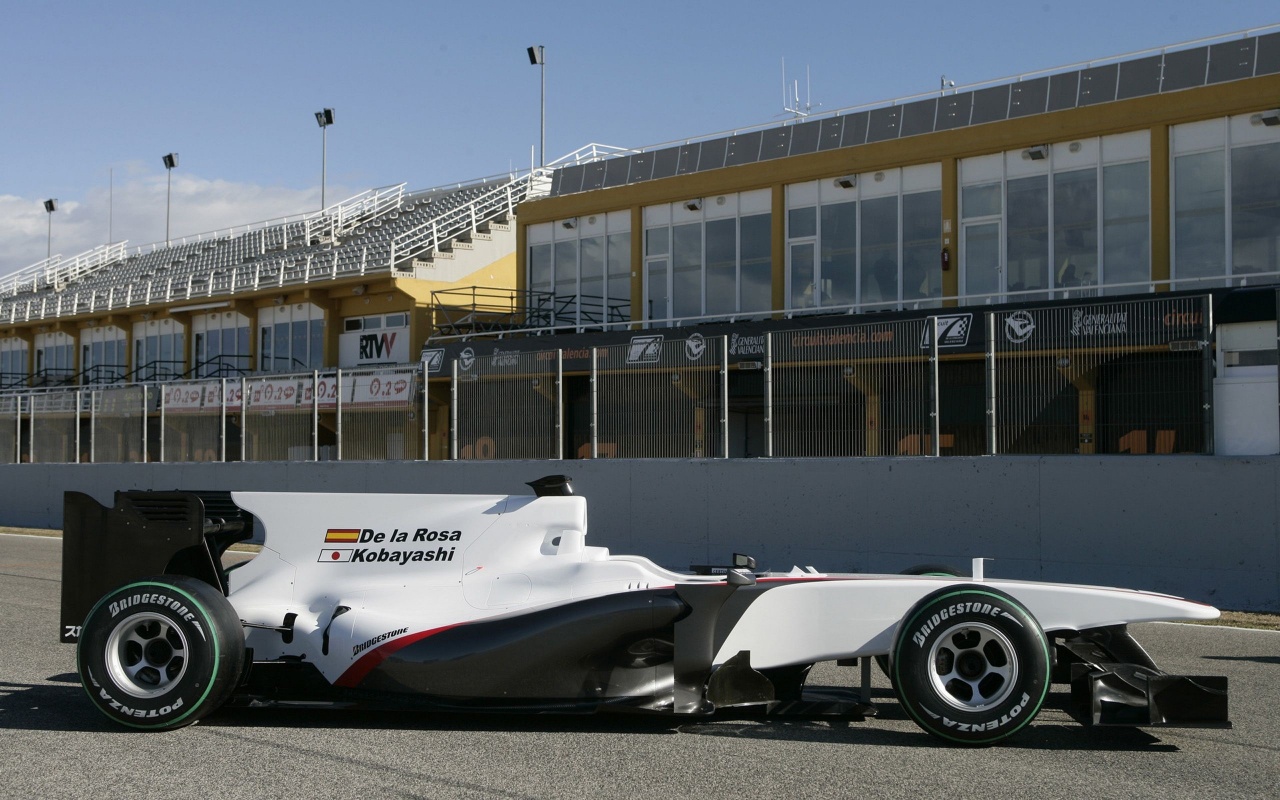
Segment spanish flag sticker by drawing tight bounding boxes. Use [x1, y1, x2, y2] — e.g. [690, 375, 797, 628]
[319, 549, 353, 562]
[325, 528, 360, 544]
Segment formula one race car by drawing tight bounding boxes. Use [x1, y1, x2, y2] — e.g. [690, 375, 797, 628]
[60, 477, 1229, 745]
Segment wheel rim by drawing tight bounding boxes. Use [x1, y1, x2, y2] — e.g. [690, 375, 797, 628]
[104, 612, 190, 699]
[927, 621, 1018, 711]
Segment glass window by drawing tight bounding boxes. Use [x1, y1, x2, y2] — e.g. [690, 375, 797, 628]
[646, 257, 669, 324]
[309, 319, 324, 369]
[739, 214, 772, 314]
[1102, 161, 1150, 292]
[962, 183, 1002, 218]
[363, 316, 382, 330]
[902, 190, 942, 302]
[1174, 150, 1226, 284]
[344, 318, 362, 332]
[789, 242, 816, 308]
[260, 328, 271, 371]
[1006, 176, 1049, 297]
[529, 243, 553, 294]
[580, 236, 605, 323]
[672, 223, 702, 320]
[606, 232, 631, 323]
[238, 326, 250, 370]
[274, 322, 289, 371]
[554, 240, 577, 301]
[788, 206, 816, 239]
[386, 313, 408, 328]
[705, 218, 737, 316]
[1053, 169, 1098, 288]
[1230, 142, 1280, 277]
[645, 227, 669, 256]
[860, 196, 898, 305]
[820, 201, 857, 306]
[292, 320, 308, 371]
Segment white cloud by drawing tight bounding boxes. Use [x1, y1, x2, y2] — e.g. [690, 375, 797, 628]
[0, 170, 344, 278]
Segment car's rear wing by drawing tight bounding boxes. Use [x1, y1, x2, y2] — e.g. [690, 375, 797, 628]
[60, 490, 252, 643]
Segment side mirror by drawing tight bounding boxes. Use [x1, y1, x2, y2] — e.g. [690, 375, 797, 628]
[732, 553, 757, 571]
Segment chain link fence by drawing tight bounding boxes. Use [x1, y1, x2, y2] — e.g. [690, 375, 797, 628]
[454, 350, 558, 460]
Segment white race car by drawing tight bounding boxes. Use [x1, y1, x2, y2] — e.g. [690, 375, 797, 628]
[60, 476, 1229, 745]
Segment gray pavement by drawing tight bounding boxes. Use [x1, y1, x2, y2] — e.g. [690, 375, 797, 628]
[2, 533, 1278, 800]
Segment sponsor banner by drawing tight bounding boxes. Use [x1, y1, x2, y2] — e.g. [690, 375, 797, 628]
[348, 372, 414, 407]
[338, 326, 411, 368]
[997, 296, 1209, 349]
[426, 292, 1213, 368]
[248, 378, 304, 410]
[162, 383, 213, 414]
[299, 375, 340, 409]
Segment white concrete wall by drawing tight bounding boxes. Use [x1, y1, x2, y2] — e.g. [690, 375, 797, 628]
[6, 455, 1277, 611]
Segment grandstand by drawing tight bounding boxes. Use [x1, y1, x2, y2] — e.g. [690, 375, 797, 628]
[0, 26, 1276, 466]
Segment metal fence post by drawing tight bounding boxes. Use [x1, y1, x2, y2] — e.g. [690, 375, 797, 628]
[28, 393, 35, 464]
[720, 336, 729, 459]
[450, 359, 458, 460]
[930, 316, 941, 457]
[89, 391, 95, 463]
[158, 385, 166, 462]
[422, 363, 430, 462]
[335, 369, 343, 461]
[1203, 294, 1215, 455]
[556, 349, 564, 460]
[312, 370, 320, 462]
[240, 377, 247, 462]
[590, 347, 598, 459]
[75, 390, 82, 464]
[15, 395, 22, 463]
[986, 312, 997, 456]
[220, 379, 227, 463]
[764, 333, 773, 459]
[141, 386, 148, 463]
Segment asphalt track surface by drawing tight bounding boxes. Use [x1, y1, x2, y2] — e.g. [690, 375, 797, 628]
[2, 534, 1278, 800]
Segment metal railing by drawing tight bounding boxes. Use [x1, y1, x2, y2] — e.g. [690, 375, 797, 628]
[389, 171, 546, 266]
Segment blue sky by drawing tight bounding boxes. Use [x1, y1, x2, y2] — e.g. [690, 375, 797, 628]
[1, 1, 1276, 273]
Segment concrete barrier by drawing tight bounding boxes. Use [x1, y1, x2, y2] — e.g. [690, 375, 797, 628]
[5, 456, 1276, 611]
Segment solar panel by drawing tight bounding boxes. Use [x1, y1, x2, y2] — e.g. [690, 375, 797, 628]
[970, 85, 1011, 124]
[676, 144, 701, 175]
[839, 111, 869, 147]
[650, 146, 681, 180]
[1078, 64, 1118, 106]
[1162, 47, 1208, 92]
[936, 93, 974, 130]
[1116, 55, 1163, 100]
[1047, 71, 1080, 111]
[899, 99, 938, 137]
[697, 137, 726, 170]
[816, 117, 845, 150]
[602, 156, 631, 188]
[1258, 32, 1280, 75]
[628, 152, 654, 183]
[1008, 78, 1049, 118]
[788, 120, 821, 155]
[724, 131, 763, 167]
[759, 127, 791, 160]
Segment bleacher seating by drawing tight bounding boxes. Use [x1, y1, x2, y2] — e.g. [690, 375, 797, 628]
[0, 174, 541, 325]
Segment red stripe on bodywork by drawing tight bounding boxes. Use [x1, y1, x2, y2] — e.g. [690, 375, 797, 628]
[335, 624, 461, 688]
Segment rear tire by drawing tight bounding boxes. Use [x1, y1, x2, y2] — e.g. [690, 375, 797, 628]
[889, 585, 1049, 746]
[78, 575, 244, 730]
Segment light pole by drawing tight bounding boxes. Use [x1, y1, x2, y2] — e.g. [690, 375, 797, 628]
[162, 153, 178, 246]
[43, 199, 57, 260]
[315, 108, 335, 209]
[527, 46, 545, 167]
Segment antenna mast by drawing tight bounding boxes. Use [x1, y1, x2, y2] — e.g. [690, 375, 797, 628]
[781, 59, 816, 120]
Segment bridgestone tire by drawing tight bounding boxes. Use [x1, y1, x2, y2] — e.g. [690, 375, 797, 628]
[77, 575, 245, 731]
[890, 585, 1050, 746]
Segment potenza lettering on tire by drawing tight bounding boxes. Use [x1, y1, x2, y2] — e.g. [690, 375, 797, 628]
[77, 575, 245, 731]
[890, 585, 1050, 746]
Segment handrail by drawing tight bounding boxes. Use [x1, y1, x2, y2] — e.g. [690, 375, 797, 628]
[0, 242, 129, 298]
[390, 171, 548, 266]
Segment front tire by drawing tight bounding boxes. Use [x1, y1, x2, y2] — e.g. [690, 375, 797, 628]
[78, 575, 245, 730]
[890, 585, 1049, 745]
